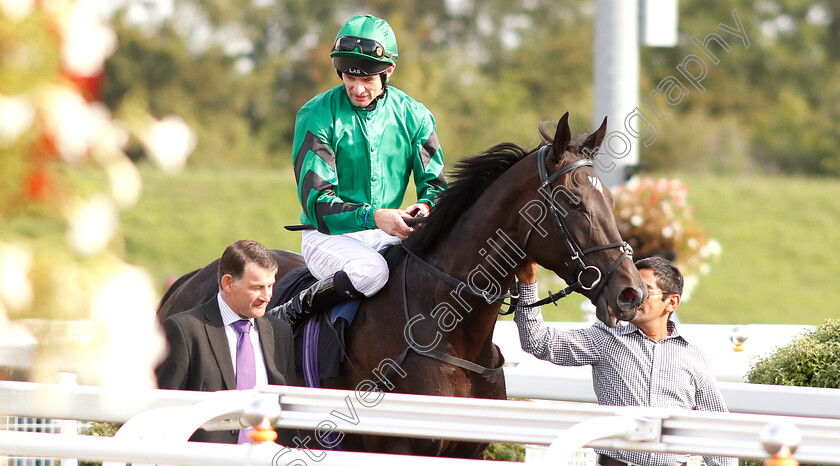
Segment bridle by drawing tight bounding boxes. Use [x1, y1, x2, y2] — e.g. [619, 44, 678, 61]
[386, 144, 634, 379]
[402, 144, 635, 311]
[513, 144, 634, 309]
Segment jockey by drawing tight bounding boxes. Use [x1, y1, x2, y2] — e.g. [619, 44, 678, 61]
[271, 14, 447, 329]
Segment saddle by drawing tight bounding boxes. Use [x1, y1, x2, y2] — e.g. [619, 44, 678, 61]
[268, 246, 406, 386]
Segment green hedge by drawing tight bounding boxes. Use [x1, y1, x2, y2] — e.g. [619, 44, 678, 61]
[484, 442, 525, 461]
[741, 319, 840, 466]
[79, 422, 120, 466]
[747, 319, 840, 388]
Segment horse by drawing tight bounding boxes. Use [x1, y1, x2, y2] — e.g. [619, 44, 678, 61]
[157, 112, 648, 458]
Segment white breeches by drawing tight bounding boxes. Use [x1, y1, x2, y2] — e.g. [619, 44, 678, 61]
[300, 229, 402, 297]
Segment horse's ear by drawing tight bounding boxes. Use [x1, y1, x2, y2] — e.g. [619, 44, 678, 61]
[551, 112, 571, 162]
[580, 116, 608, 159]
[538, 121, 554, 144]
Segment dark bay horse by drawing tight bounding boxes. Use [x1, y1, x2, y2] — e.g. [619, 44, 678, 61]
[157, 112, 647, 457]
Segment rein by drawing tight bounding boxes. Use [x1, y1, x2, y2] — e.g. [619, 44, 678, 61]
[403, 247, 516, 304]
[378, 144, 634, 379]
[397, 145, 633, 319]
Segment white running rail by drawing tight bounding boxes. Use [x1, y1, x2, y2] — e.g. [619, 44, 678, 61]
[1, 381, 839, 464]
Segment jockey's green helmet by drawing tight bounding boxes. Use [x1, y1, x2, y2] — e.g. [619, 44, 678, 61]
[330, 15, 398, 77]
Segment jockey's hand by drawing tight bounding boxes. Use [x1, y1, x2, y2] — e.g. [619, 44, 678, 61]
[515, 260, 538, 285]
[374, 208, 413, 240]
[404, 203, 430, 218]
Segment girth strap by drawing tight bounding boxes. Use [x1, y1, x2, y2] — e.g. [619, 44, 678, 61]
[376, 342, 504, 388]
[375, 256, 505, 383]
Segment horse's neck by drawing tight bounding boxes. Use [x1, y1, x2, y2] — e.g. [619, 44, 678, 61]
[432, 162, 529, 271]
[421, 175, 527, 332]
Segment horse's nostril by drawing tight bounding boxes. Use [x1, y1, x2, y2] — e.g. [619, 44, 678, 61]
[621, 288, 636, 302]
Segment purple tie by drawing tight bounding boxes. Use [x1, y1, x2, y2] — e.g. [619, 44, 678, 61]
[232, 319, 256, 444]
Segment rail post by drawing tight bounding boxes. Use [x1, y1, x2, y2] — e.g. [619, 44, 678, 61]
[539, 414, 661, 465]
[761, 421, 801, 466]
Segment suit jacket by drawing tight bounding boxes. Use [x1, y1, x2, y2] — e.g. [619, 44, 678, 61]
[155, 297, 296, 444]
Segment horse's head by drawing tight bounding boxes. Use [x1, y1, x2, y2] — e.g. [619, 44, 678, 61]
[518, 112, 647, 326]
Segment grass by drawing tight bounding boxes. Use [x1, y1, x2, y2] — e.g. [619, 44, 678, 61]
[6, 163, 839, 325]
[676, 174, 840, 324]
[118, 163, 303, 280]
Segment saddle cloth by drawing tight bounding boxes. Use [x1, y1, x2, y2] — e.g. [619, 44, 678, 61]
[268, 266, 361, 382]
[267, 245, 406, 384]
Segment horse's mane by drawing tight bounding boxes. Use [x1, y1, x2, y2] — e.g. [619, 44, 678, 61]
[405, 142, 530, 255]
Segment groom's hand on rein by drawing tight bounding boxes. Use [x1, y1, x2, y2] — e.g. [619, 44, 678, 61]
[515, 261, 538, 285]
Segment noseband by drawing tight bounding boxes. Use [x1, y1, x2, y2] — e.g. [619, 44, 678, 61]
[517, 144, 633, 308]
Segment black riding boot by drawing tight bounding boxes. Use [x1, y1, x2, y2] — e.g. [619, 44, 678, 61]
[269, 271, 363, 330]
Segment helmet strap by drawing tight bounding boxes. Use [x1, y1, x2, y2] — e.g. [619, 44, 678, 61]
[362, 88, 387, 111]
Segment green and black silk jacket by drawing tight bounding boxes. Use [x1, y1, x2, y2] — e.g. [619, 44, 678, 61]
[292, 85, 446, 235]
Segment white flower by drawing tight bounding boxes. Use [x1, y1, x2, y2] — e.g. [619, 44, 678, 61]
[104, 158, 143, 209]
[87, 102, 125, 154]
[40, 85, 95, 163]
[67, 195, 119, 257]
[56, 1, 118, 76]
[93, 265, 166, 390]
[630, 214, 644, 227]
[144, 115, 197, 174]
[661, 226, 674, 238]
[0, 0, 34, 22]
[0, 94, 35, 148]
[706, 238, 722, 257]
[0, 243, 34, 312]
[40, 87, 124, 164]
[660, 203, 674, 219]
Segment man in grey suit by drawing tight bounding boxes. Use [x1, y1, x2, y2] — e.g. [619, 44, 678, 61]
[156, 239, 296, 444]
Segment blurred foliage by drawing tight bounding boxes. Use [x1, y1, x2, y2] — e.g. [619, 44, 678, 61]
[483, 442, 526, 461]
[0, 0, 183, 387]
[101, 0, 840, 175]
[78, 422, 120, 466]
[83, 421, 120, 437]
[642, 0, 840, 175]
[612, 177, 721, 300]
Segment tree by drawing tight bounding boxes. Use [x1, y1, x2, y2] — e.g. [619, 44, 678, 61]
[101, 0, 840, 175]
[641, 0, 840, 175]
